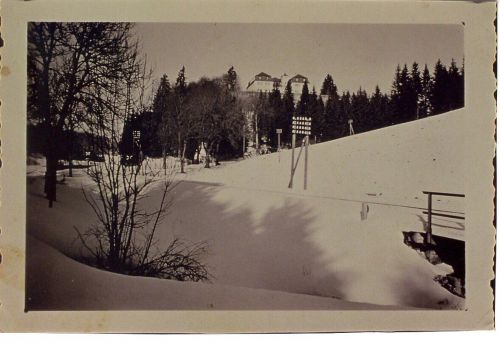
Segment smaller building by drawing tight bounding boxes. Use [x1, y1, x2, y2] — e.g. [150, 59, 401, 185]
[287, 74, 308, 96]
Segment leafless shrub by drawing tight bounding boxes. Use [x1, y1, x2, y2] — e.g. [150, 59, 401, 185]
[71, 23, 209, 281]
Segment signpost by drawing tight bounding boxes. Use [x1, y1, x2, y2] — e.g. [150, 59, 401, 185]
[276, 128, 282, 162]
[289, 117, 311, 190]
[132, 130, 141, 165]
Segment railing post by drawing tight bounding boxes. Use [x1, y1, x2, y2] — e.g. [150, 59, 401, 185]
[426, 193, 432, 245]
[304, 135, 309, 190]
[289, 133, 296, 188]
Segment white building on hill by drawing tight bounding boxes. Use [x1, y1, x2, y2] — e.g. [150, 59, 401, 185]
[246, 72, 309, 99]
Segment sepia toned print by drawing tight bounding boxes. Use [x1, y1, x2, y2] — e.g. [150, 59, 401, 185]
[0, 0, 495, 333]
[25, 22, 466, 310]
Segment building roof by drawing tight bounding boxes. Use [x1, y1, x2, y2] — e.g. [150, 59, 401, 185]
[255, 72, 272, 78]
[290, 74, 308, 82]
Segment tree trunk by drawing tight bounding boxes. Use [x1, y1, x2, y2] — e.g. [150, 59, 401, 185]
[43, 124, 60, 208]
[180, 139, 187, 173]
[195, 147, 201, 164]
[68, 124, 74, 177]
[242, 132, 246, 158]
[215, 142, 220, 166]
[203, 143, 210, 168]
[162, 145, 167, 173]
[107, 245, 121, 273]
[177, 131, 182, 159]
[44, 151, 58, 208]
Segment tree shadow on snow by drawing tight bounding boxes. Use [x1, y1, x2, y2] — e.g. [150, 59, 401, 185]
[155, 180, 349, 307]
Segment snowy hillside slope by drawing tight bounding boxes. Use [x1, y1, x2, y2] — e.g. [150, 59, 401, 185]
[188, 109, 464, 209]
[27, 109, 465, 309]
[26, 236, 409, 310]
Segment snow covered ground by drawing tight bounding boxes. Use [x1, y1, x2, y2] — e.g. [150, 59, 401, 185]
[26, 109, 465, 310]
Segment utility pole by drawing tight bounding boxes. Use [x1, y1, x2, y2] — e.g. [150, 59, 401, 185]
[304, 134, 309, 190]
[254, 110, 259, 152]
[242, 124, 246, 158]
[276, 128, 282, 162]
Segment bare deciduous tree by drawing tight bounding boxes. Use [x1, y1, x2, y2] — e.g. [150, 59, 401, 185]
[77, 79, 209, 281]
[186, 77, 244, 168]
[28, 22, 142, 207]
[53, 24, 211, 281]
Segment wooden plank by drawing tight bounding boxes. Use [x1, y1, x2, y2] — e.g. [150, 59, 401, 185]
[423, 211, 465, 220]
[422, 191, 465, 197]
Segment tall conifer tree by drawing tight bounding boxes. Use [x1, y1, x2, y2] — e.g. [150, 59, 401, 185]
[430, 59, 449, 114]
[419, 64, 433, 117]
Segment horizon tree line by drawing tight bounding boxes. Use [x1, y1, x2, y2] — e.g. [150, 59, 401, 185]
[126, 58, 464, 162]
[253, 59, 464, 146]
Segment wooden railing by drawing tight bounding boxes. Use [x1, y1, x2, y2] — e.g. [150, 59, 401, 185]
[422, 191, 465, 244]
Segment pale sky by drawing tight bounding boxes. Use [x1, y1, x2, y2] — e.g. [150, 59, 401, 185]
[133, 23, 463, 95]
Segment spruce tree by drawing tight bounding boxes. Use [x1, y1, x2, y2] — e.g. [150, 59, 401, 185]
[323, 96, 336, 140]
[410, 62, 422, 119]
[369, 85, 386, 129]
[320, 74, 337, 96]
[430, 59, 449, 115]
[151, 74, 171, 157]
[448, 59, 463, 110]
[336, 92, 351, 138]
[459, 58, 465, 108]
[175, 66, 187, 95]
[399, 64, 413, 123]
[256, 91, 271, 146]
[392, 64, 402, 95]
[390, 64, 414, 124]
[309, 87, 325, 142]
[280, 81, 295, 145]
[351, 88, 370, 133]
[172, 66, 188, 165]
[268, 87, 283, 148]
[389, 64, 402, 125]
[420, 64, 433, 117]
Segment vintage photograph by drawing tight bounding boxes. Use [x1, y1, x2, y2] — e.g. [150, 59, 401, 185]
[25, 22, 467, 311]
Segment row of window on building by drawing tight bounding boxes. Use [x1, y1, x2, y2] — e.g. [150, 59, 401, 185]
[246, 72, 308, 97]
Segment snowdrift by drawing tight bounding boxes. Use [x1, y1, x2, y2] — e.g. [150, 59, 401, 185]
[27, 109, 465, 310]
[26, 235, 406, 310]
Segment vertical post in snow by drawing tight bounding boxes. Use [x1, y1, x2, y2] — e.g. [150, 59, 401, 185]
[289, 133, 296, 188]
[277, 132, 281, 163]
[426, 193, 433, 245]
[242, 125, 246, 158]
[304, 135, 309, 190]
[255, 111, 259, 152]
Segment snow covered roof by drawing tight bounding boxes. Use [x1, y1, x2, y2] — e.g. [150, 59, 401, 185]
[255, 72, 272, 78]
[290, 74, 308, 82]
